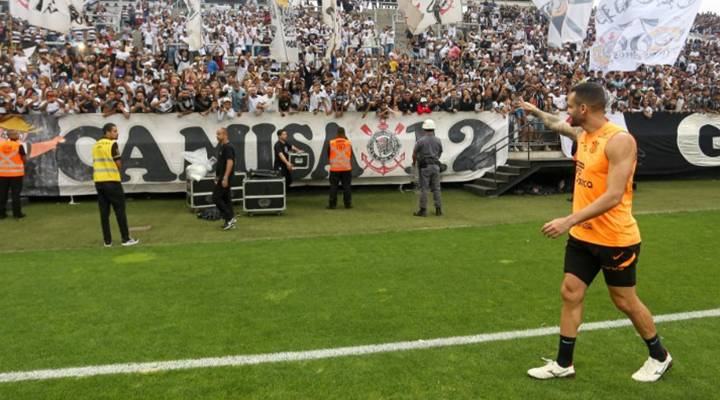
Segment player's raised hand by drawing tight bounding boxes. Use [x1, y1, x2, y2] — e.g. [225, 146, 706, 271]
[519, 98, 539, 114]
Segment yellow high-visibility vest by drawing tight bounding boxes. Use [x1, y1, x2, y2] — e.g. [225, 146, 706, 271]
[92, 138, 121, 182]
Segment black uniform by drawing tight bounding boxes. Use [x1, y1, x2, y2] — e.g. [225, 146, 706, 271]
[414, 134, 443, 211]
[274, 140, 293, 190]
[213, 143, 236, 222]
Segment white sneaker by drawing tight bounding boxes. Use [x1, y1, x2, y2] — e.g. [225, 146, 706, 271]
[632, 353, 673, 382]
[122, 238, 140, 247]
[527, 358, 575, 380]
[222, 218, 237, 230]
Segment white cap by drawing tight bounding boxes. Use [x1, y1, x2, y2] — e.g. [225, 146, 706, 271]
[420, 97, 428, 102]
[422, 119, 435, 130]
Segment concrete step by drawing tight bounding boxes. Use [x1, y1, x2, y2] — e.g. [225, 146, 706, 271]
[463, 183, 495, 196]
[474, 178, 500, 188]
[497, 165, 527, 174]
[507, 159, 532, 167]
[483, 171, 517, 183]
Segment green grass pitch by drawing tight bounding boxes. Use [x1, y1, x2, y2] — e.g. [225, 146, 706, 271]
[1, 180, 719, 399]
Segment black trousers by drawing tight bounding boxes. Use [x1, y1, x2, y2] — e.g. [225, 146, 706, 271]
[328, 171, 352, 207]
[212, 182, 235, 222]
[279, 166, 293, 192]
[95, 181, 130, 244]
[0, 176, 24, 217]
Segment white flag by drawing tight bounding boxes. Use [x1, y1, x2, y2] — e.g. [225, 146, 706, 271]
[590, 0, 702, 72]
[532, 0, 593, 48]
[322, 0, 342, 60]
[183, 0, 204, 52]
[398, 0, 425, 34]
[9, 0, 72, 33]
[269, 0, 299, 63]
[69, 0, 90, 28]
[405, 0, 463, 35]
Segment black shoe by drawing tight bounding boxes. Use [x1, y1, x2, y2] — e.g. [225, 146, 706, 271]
[344, 204, 353, 209]
[435, 207, 443, 216]
[13, 213, 26, 219]
[413, 209, 427, 217]
[326, 205, 336, 209]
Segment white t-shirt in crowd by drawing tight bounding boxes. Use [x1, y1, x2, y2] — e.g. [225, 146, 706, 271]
[13, 55, 29, 74]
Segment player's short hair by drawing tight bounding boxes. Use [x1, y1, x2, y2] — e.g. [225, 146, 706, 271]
[277, 129, 287, 137]
[102, 123, 116, 135]
[570, 82, 607, 111]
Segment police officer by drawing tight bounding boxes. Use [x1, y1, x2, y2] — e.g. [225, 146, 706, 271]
[412, 119, 443, 217]
[0, 130, 26, 219]
[327, 127, 353, 209]
[92, 123, 139, 247]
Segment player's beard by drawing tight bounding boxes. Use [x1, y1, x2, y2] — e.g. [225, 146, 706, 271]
[568, 113, 582, 127]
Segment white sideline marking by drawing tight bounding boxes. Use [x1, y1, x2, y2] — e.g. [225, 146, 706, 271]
[1, 308, 718, 383]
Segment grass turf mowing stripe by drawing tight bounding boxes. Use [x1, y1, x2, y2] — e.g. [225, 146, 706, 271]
[1, 308, 718, 384]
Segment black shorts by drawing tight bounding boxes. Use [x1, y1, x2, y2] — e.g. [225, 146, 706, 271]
[564, 235, 641, 287]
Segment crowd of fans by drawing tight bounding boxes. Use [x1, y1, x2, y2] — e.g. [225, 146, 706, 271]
[1, 0, 719, 122]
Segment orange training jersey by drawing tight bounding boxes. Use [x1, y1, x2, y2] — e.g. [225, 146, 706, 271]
[569, 122, 641, 247]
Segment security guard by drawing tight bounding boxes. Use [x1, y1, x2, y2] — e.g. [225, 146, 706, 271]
[327, 127, 353, 209]
[0, 130, 26, 219]
[412, 119, 443, 217]
[92, 123, 139, 247]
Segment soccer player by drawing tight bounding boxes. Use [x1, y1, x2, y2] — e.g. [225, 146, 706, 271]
[521, 83, 671, 382]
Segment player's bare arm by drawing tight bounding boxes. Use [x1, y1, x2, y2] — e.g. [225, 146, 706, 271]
[541, 132, 636, 238]
[519, 100, 583, 141]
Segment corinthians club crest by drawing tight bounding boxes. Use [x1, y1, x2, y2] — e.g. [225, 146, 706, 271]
[360, 121, 406, 175]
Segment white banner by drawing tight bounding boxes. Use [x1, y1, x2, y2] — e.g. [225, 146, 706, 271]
[404, 0, 463, 35]
[590, 0, 702, 72]
[532, 0, 593, 48]
[51, 112, 507, 195]
[183, 0, 204, 52]
[322, 0, 342, 59]
[270, 0, 299, 63]
[9, 0, 72, 33]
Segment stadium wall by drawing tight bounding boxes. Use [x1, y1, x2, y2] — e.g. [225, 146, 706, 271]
[10, 112, 509, 196]
[5, 112, 719, 196]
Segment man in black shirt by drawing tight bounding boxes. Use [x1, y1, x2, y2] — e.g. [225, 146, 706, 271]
[397, 92, 417, 115]
[213, 127, 236, 230]
[278, 89, 292, 116]
[273, 130, 301, 192]
[195, 87, 213, 116]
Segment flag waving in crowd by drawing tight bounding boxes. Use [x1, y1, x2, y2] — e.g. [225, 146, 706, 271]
[323, 0, 342, 59]
[590, 0, 703, 72]
[183, 0, 204, 52]
[399, 0, 463, 35]
[532, 0, 594, 48]
[9, 0, 72, 33]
